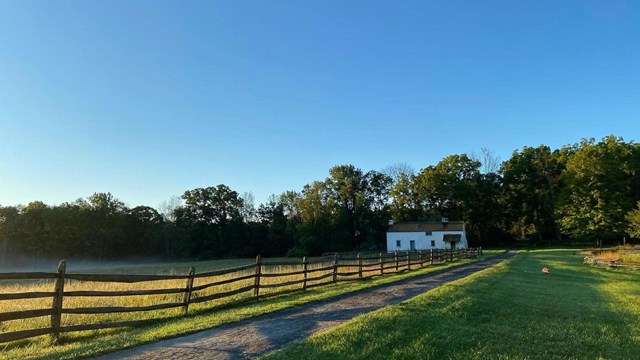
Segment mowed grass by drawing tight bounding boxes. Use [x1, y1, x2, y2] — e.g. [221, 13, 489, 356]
[0, 251, 501, 360]
[266, 249, 640, 360]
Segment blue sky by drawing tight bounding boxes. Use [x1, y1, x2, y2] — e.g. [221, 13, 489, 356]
[1, 0, 639, 209]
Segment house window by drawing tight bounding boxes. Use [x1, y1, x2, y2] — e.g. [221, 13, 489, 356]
[396, 240, 401, 248]
[425, 231, 432, 236]
[431, 240, 435, 247]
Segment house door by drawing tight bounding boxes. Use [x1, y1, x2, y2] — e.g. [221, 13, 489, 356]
[410, 240, 416, 251]
[450, 241, 456, 250]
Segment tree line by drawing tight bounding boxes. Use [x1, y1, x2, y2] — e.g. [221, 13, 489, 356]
[1, 135, 640, 265]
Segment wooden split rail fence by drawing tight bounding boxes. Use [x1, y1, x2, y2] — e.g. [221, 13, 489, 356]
[0, 248, 481, 345]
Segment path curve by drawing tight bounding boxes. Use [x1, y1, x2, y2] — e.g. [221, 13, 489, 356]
[95, 251, 516, 360]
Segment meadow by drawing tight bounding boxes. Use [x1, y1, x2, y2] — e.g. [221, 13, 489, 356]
[266, 249, 640, 360]
[0, 250, 497, 360]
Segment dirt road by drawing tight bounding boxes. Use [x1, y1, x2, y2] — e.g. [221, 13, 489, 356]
[95, 251, 515, 360]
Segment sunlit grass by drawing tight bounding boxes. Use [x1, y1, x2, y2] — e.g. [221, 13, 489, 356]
[0, 257, 336, 334]
[0, 251, 500, 359]
[266, 250, 640, 360]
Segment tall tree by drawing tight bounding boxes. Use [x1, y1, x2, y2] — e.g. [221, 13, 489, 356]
[18, 201, 52, 261]
[240, 192, 258, 223]
[157, 195, 183, 222]
[389, 172, 422, 221]
[175, 185, 244, 258]
[0, 206, 20, 265]
[126, 206, 164, 257]
[465, 172, 505, 247]
[177, 185, 243, 226]
[256, 195, 291, 256]
[471, 147, 501, 174]
[85, 192, 128, 261]
[412, 154, 481, 220]
[382, 162, 415, 183]
[557, 136, 639, 242]
[627, 201, 640, 239]
[501, 145, 565, 241]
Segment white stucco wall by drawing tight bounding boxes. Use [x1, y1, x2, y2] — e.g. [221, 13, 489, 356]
[386, 230, 468, 252]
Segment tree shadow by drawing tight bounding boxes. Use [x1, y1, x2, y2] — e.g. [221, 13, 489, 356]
[264, 250, 640, 359]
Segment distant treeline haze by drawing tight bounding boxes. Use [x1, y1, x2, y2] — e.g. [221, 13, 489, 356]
[2, 135, 640, 264]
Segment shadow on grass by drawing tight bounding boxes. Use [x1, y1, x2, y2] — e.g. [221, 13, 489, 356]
[266, 250, 640, 360]
[6, 254, 506, 360]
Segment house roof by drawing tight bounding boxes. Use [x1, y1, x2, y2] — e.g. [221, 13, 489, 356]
[388, 221, 465, 232]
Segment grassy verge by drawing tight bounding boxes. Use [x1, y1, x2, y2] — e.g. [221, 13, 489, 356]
[0, 251, 502, 360]
[265, 249, 640, 360]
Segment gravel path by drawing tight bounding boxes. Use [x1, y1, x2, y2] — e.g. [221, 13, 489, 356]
[95, 251, 516, 360]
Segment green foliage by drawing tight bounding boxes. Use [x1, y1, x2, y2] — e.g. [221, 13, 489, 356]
[412, 154, 481, 220]
[557, 136, 640, 241]
[389, 172, 420, 222]
[627, 202, 640, 238]
[501, 145, 565, 241]
[177, 185, 243, 226]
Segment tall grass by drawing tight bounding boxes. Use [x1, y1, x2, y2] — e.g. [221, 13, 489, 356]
[0, 257, 338, 335]
[585, 246, 640, 266]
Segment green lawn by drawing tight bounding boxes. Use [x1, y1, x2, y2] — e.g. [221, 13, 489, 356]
[0, 251, 501, 360]
[266, 249, 640, 360]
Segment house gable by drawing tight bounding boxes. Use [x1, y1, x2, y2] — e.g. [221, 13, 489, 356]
[386, 221, 468, 251]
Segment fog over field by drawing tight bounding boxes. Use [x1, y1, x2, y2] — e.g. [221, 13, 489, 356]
[0, 256, 176, 274]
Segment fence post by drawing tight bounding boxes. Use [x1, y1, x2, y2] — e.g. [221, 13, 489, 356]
[395, 251, 399, 272]
[302, 256, 308, 291]
[406, 251, 411, 270]
[357, 253, 362, 279]
[254, 255, 262, 297]
[419, 250, 424, 267]
[51, 260, 66, 345]
[182, 266, 195, 315]
[479, 246, 483, 256]
[332, 253, 338, 283]
[430, 249, 434, 265]
[379, 252, 384, 275]
[450, 249, 454, 262]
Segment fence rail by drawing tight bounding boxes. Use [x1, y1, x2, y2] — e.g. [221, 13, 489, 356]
[583, 249, 640, 270]
[0, 247, 482, 345]
[584, 257, 640, 270]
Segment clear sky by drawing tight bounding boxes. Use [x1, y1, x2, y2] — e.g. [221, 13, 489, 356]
[1, 1, 639, 209]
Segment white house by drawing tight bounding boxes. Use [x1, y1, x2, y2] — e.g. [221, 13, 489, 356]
[386, 220, 468, 252]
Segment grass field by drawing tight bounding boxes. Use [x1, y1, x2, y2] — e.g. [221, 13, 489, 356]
[265, 249, 640, 360]
[0, 257, 333, 335]
[0, 251, 501, 360]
